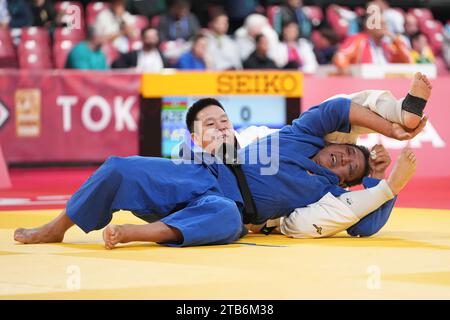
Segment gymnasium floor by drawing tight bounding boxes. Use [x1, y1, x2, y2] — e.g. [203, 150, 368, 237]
[0, 167, 449, 299]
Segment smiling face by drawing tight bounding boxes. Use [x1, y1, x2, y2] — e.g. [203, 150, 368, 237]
[192, 105, 235, 154]
[312, 144, 369, 187]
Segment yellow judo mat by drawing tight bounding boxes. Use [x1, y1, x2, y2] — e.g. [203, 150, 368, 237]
[0, 208, 449, 299]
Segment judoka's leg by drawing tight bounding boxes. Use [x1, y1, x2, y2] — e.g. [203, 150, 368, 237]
[103, 195, 243, 248]
[326, 73, 432, 144]
[14, 209, 74, 244]
[351, 72, 431, 132]
[14, 156, 217, 244]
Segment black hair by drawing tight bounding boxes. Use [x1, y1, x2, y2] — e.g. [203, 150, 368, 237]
[410, 31, 426, 43]
[186, 98, 225, 133]
[140, 26, 156, 39]
[343, 144, 371, 187]
[255, 33, 266, 44]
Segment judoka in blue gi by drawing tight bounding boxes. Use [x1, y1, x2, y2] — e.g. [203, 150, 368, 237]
[14, 73, 431, 248]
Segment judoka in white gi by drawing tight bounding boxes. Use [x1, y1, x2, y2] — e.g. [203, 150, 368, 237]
[184, 72, 432, 238]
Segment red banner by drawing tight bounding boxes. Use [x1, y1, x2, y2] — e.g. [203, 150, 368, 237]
[302, 75, 450, 178]
[0, 70, 141, 163]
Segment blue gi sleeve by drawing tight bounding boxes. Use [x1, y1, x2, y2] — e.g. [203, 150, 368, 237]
[292, 97, 352, 137]
[346, 177, 397, 237]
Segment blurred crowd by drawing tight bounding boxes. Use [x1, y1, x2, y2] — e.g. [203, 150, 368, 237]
[0, 0, 449, 74]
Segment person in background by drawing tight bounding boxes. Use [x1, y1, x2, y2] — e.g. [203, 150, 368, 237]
[94, 0, 135, 53]
[65, 26, 108, 70]
[243, 33, 278, 69]
[112, 27, 168, 72]
[371, 0, 405, 35]
[333, 14, 412, 75]
[279, 0, 312, 38]
[0, 0, 10, 28]
[29, 0, 61, 29]
[157, 0, 200, 42]
[443, 22, 450, 70]
[234, 13, 279, 61]
[272, 21, 318, 73]
[205, 9, 241, 70]
[7, 0, 33, 28]
[403, 13, 420, 47]
[176, 33, 210, 70]
[410, 32, 435, 64]
[313, 27, 339, 65]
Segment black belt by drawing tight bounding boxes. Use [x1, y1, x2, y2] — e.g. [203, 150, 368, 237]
[221, 143, 258, 224]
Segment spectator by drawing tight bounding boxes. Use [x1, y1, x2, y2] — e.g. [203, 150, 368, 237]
[371, 0, 404, 35]
[279, 0, 312, 38]
[313, 27, 339, 65]
[65, 26, 108, 70]
[176, 33, 210, 70]
[410, 32, 435, 64]
[29, 0, 60, 28]
[224, 0, 259, 33]
[0, 0, 10, 27]
[205, 9, 241, 70]
[403, 13, 419, 46]
[94, 0, 135, 53]
[157, 0, 200, 42]
[272, 21, 317, 73]
[243, 33, 278, 69]
[333, 14, 412, 74]
[112, 27, 168, 72]
[444, 22, 450, 70]
[235, 13, 279, 61]
[7, 0, 33, 28]
[328, 4, 359, 37]
[126, 0, 166, 20]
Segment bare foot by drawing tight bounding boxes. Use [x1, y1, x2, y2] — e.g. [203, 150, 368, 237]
[14, 211, 73, 245]
[403, 72, 432, 129]
[14, 226, 64, 244]
[103, 224, 128, 249]
[387, 148, 417, 195]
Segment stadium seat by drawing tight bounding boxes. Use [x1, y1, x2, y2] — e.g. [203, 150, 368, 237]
[303, 5, 323, 27]
[54, 27, 85, 43]
[326, 5, 351, 40]
[86, 2, 110, 26]
[20, 27, 50, 45]
[150, 15, 160, 28]
[55, 1, 85, 31]
[408, 8, 434, 24]
[53, 40, 75, 69]
[18, 40, 53, 69]
[0, 28, 18, 68]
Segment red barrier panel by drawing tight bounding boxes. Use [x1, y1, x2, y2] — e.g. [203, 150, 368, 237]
[303, 75, 450, 178]
[0, 70, 141, 163]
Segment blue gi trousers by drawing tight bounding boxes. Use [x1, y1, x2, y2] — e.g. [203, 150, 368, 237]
[66, 156, 244, 246]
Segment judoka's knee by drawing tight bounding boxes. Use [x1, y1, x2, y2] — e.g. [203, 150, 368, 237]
[102, 156, 132, 176]
[208, 196, 243, 240]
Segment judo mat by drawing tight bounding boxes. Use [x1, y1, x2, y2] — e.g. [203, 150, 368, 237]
[0, 207, 449, 300]
[0, 167, 449, 299]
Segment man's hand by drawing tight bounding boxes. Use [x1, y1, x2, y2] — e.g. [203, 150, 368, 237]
[369, 144, 391, 179]
[391, 116, 428, 140]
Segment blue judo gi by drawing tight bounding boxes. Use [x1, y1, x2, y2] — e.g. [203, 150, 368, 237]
[65, 97, 396, 246]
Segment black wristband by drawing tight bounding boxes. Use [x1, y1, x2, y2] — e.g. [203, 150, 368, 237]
[260, 224, 276, 235]
[402, 93, 427, 117]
